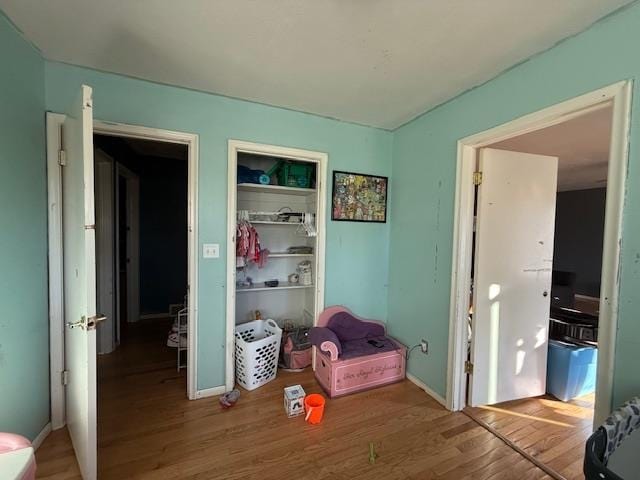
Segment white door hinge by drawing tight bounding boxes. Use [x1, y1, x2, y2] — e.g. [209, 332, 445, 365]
[58, 149, 67, 166]
[61, 370, 69, 386]
[473, 171, 483, 186]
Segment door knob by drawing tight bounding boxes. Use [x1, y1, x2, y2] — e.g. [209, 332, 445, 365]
[86, 314, 107, 330]
[66, 318, 86, 329]
[67, 315, 107, 330]
[543, 291, 549, 297]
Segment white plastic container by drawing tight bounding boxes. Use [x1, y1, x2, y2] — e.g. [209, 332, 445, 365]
[234, 319, 283, 391]
[297, 260, 313, 286]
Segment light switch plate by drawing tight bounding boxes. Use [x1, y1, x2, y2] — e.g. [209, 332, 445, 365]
[203, 243, 219, 258]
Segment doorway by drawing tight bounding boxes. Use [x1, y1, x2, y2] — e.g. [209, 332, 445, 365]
[465, 104, 612, 479]
[94, 135, 188, 352]
[447, 82, 631, 478]
[47, 103, 199, 479]
[93, 133, 190, 475]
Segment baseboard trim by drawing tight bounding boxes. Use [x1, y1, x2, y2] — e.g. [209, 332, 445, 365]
[32, 423, 52, 450]
[139, 312, 171, 320]
[195, 385, 227, 399]
[407, 373, 448, 408]
[575, 294, 599, 301]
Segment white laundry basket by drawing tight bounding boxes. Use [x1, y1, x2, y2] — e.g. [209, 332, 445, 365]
[235, 319, 283, 391]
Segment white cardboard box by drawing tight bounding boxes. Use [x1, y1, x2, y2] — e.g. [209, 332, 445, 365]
[284, 385, 306, 418]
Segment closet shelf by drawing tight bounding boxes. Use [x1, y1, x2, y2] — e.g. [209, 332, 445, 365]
[236, 282, 314, 293]
[251, 220, 303, 226]
[269, 253, 314, 258]
[237, 183, 316, 196]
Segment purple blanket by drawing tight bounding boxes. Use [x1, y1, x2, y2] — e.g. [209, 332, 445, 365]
[340, 336, 398, 360]
[327, 311, 385, 341]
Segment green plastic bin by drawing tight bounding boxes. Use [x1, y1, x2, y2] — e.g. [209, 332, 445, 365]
[276, 161, 313, 188]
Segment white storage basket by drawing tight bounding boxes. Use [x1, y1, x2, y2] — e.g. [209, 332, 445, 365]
[235, 319, 283, 391]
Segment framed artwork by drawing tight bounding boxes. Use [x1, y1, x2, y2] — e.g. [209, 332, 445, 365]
[331, 170, 388, 223]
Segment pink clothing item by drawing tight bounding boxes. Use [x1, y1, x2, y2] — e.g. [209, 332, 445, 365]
[236, 221, 261, 264]
[257, 249, 269, 268]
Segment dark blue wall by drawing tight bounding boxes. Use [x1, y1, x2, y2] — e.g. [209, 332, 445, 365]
[138, 157, 188, 314]
[94, 135, 188, 315]
[553, 188, 606, 297]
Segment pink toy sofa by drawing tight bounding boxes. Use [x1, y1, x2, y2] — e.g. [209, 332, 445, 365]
[309, 306, 406, 398]
[0, 433, 36, 480]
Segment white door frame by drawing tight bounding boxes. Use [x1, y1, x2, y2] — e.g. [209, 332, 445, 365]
[47, 113, 66, 430]
[225, 140, 328, 391]
[116, 163, 141, 328]
[47, 116, 200, 430]
[447, 81, 632, 426]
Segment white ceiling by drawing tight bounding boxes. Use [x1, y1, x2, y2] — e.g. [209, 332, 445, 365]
[490, 104, 612, 191]
[1, 1, 632, 129]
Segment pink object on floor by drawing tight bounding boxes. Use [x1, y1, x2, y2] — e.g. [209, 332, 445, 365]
[312, 306, 406, 398]
[0, 433, 36, 480]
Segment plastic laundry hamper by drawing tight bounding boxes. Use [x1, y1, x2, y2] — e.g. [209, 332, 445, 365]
[235, 319, 283, 391]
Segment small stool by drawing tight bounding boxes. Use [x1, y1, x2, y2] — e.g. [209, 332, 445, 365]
[0, 433, 36, 480]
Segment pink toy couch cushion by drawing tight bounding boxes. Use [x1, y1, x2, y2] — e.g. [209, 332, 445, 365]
[310, 306, 406, 398]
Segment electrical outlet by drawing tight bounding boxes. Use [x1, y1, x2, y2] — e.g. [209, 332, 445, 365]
[420, 339, 429, 354]
[203, 243, 219, 258]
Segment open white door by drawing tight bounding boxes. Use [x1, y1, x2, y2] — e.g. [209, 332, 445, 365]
[95, 149, 116, 354]
[116, 164, 140, 325]
[470, 148, 558, 407]
[125, 172, 140, 324]
[62, 85, 99, 480]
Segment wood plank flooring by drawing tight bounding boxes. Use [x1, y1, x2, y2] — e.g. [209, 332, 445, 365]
[36, 320, 553, 479]
[465, 394, 594, 480]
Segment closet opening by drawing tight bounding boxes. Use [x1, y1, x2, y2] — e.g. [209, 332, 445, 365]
[462, 102, 613, 479]
[93, 133, 189, 472]
[226, 141, 327, 390]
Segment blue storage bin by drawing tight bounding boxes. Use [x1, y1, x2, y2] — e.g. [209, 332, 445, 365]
[547, 339, 597, 401]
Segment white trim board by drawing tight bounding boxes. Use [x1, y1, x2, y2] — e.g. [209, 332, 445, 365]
[226, 140, 328, 391]
[32, 423, 52, 451]
[446, 81, 632, 428]
[47, 117, 202, 429]
[575, 294, 600, 302]
[406, 373, 447, 408]
[46, 112, 66, 430]
[194, 385, 227, 399]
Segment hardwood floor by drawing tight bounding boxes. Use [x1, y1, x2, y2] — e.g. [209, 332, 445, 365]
[36, 323, 553, 479]
[465, 394, 594, 480]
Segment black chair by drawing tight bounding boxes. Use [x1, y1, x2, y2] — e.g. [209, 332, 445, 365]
[584, 427, 624, 480]
[585, 397, 640, 480]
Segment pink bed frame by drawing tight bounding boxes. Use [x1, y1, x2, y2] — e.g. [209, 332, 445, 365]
[313, 306, 406, 398]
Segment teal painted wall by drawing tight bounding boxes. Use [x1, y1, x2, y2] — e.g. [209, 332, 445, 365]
[388, 2, 640, 406]
[44, 62, 393, 390]
[0, 14, 48, 440]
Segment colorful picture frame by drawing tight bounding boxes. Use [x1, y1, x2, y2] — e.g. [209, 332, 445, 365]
[331, 171, 388, 223]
